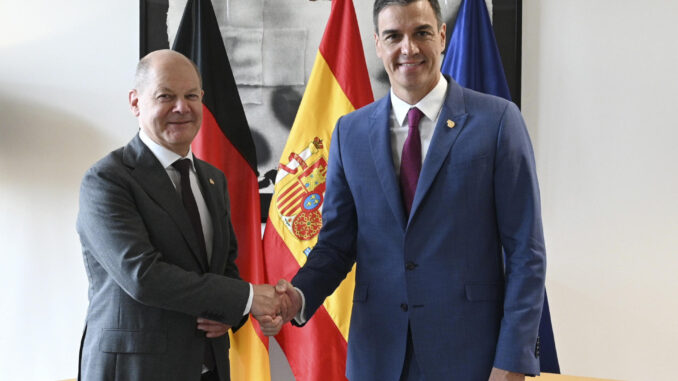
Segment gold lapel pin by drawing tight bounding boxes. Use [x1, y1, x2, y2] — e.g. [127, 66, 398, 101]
[209, 178, 215, 185]
[447, 120, 456, 128]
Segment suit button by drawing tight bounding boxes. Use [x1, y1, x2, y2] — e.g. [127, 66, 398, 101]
[400, 303, 408, 312]
[405, 262, 417, 271]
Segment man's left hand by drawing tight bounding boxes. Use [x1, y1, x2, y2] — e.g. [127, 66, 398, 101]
[197, 318, 232, 338]
[255, 314, 284, 336]
[489, 367, 525, 381]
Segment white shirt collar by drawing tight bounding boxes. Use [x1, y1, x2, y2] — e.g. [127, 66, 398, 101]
[138, 128, 195, 171]
[390, 76, 448, 126]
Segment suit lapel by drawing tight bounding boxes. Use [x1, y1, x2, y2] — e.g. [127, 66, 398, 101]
[194, 158, 225, 274]
[123, 135, 209, 272]
[368, 96, 407, 231]
[409, 79, 469, 223]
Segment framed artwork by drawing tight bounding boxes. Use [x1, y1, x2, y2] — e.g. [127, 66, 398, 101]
[139, 0, 523, 219]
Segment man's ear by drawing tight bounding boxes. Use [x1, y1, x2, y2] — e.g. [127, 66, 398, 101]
[129, 89, 140, 117]
[439, 23, 447, 52]
[374, 32, 382, 59]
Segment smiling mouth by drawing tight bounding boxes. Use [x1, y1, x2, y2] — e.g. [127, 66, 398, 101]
[398, 62, 423, 72]
[398, 61, 424, 69]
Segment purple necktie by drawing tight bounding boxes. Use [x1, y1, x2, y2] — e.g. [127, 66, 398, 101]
[400, 107, 423, 215]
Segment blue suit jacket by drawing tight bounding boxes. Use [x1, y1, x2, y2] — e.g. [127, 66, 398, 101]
[292, 78, 546, 380]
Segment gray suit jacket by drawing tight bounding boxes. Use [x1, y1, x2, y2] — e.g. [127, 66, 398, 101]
[77, 134, 250, 381]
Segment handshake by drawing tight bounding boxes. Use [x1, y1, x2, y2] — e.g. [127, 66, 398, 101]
[196, 279, 300, 338]
[250, 279, 302, 336]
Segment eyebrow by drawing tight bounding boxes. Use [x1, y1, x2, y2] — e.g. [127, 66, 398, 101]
[380, 24, 435, 36]
[154, 87, 173, 94]
[415, 24, 435, 31]
[380, 28, 400, 36]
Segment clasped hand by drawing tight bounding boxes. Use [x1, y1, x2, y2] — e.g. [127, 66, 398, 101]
[251, 279, 301, 336]
[195, 280, 301, 338]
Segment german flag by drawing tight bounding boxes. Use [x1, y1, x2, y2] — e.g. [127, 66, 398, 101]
[172, 0, 270, 380]
[262, 0, 373, 379]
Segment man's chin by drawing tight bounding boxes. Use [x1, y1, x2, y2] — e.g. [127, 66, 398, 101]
[167, 122, 196, 128]
[164, 130, 198, 145]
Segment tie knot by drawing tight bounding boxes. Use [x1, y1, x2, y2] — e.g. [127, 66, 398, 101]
[172, 158, 192, 176]
[407, 107, 423, 131]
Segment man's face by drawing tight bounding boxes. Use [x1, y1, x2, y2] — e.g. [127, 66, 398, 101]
[129, 54, 203, 156]
[375, 0, 446, 104]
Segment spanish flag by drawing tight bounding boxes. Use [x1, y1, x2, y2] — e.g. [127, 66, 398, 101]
[172, 0, 270, 380]
[262, 0, 373, 379]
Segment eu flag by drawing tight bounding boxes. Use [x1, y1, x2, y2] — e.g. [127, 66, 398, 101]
[441, 0, 511, 100]
[442, 0, 560, 374]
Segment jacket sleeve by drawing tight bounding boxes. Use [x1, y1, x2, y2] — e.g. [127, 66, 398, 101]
[492, 102, 547, 375]
[221, 190, 249, 331]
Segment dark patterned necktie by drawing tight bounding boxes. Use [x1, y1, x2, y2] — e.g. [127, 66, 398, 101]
[172, 159, 215, 372]
[172, 159, 208, 265]
[400, 107, 424, 215]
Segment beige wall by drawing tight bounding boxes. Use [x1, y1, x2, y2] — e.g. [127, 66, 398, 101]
[0, 1, 138, 380]
[1, 0, 676, 380]
[522, 1, 678, 380]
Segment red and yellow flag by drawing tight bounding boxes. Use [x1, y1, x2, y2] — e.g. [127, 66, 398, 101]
[262, 0, 373, 379]
[173, 0, 270, 380]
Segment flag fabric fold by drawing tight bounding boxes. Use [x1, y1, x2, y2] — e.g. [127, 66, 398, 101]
[172, 1, 270, 380]
[441, 0, 511, 99]
[262, 0, 373, 380]
[441, 0, 560, 373]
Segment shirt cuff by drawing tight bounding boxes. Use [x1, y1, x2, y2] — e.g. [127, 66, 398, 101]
[243, 283, 253, 316]
[293, 286, 307, 324]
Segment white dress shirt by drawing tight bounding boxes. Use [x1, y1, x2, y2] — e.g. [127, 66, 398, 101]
[139, 129, 253, 315]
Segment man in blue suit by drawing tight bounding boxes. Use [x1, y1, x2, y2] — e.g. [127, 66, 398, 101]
[265, 1, 546, 379]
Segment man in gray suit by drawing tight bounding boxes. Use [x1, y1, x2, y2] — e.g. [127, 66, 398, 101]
[76, 49, 282, 381]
